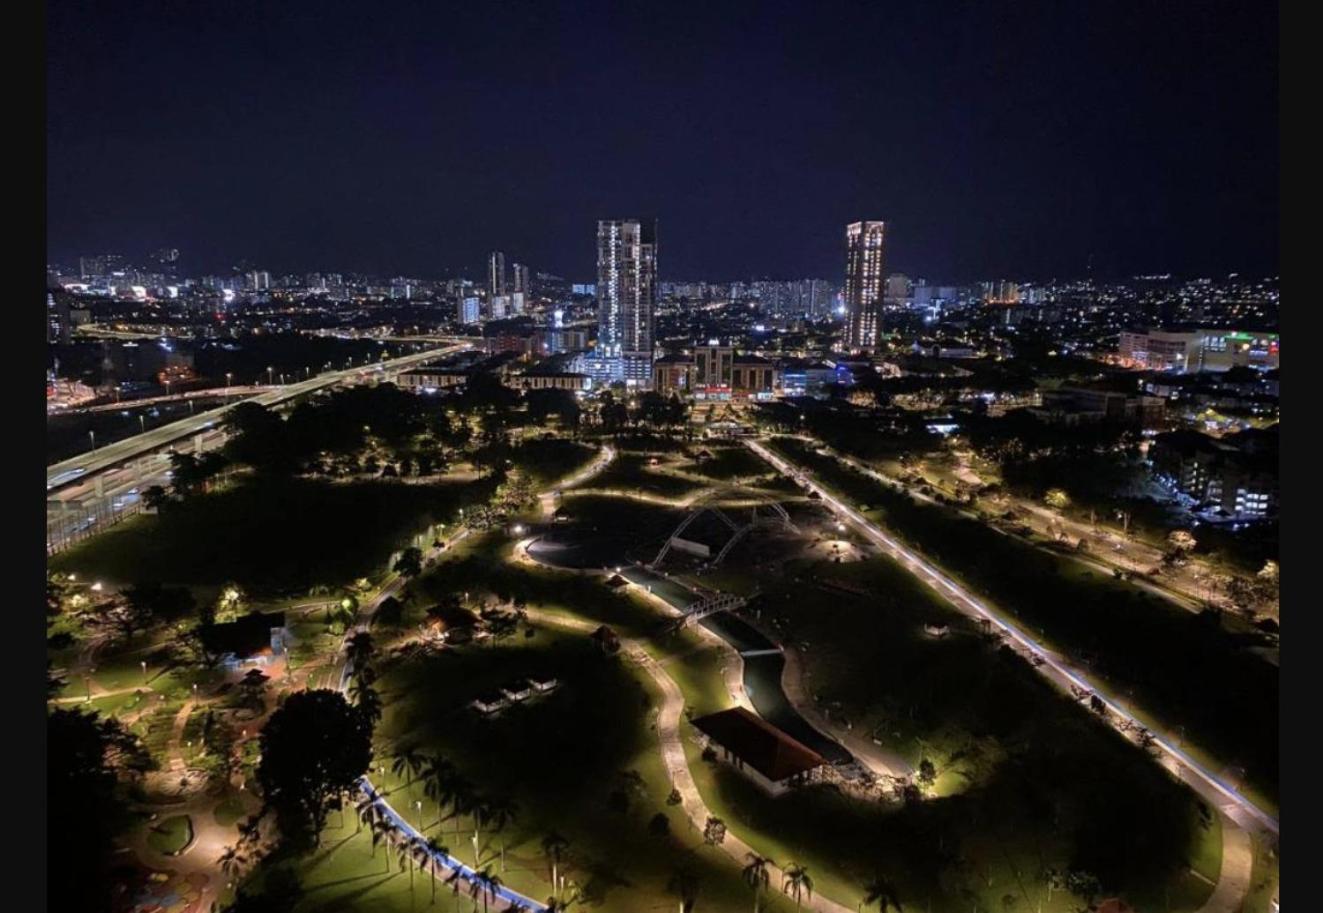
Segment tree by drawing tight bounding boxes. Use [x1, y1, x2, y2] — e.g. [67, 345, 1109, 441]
[256, 689, 373, 848]
[542, 831, 570, 900]
[48, 708, 144, 911]
[742, 853, 774, 913]
[348, 676, 383, 726]
[143, 484, 171, 511]
[783, 863, 814, 911]
[423, 837, 449, 905]
[393, 744, 427, 795]
[1043, 488, 1070, 511]
[1167, 529, 1197, 553]
[345, 630, 376, 682]
[237, 668, 270, 713]
[648, 812, 671, 838]
[861, 873, 903, 912]
[1089, 694, 1107, 717]
[703, 815, 727, 846]
[667, 866, 701, 913]
[916, 758, 937, 790]
[394, 547, 424, 579]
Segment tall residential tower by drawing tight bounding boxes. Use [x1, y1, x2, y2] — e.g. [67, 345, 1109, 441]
[488, 251, 507, 297]
[596, 218, 657, 384]
[844, 221, 886, 350]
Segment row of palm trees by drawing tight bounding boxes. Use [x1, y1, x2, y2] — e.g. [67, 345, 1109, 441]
[355, 788, 535, 911]
[740, 854, 902, 913]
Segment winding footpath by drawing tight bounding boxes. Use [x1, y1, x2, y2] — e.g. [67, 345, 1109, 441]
[522, 607, 856, 913]
[336, 445, 619, 912]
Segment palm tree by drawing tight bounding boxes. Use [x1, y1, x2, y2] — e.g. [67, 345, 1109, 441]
[421, 754, 453, 820]
[783, 863, 814, 912]
[355, 795, 377, 834]
[393, 744, 427, 797]
[424, 837, 449, 905]
[397, 839, 419, 893]
[478, 868, 503, 913]
[371, 817, 394, 871]
[541, 830, 570, 898]
[346, 630, 376, 680]
[219, 844, 245, 882]
[667, 866, 700, 913]
[483, 795, 518, 871]
[467, 793, 493, 865]
[742, 853, 774, 913]
[861, 873, 903, 911]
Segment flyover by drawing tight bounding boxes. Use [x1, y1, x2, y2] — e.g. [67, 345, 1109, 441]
[46, 342, 470, 494]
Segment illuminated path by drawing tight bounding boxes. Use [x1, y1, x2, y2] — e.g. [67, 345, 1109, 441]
[331, 444, 620, 912]
[745, 438, 1280, 837]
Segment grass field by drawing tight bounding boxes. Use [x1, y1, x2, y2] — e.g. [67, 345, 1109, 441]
[509, 437, 598, 486]
[50, 477, 496, 591]
[145, 814, 194, 855]
[766, 436, 1279, 809]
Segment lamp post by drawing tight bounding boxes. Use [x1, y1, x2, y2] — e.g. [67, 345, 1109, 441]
[267, 366, 274, 385]
[88, 430, 96, 450]
[225, 372, 233, 398]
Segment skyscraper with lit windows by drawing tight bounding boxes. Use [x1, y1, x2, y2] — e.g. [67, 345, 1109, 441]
[844, 221, 886, 350]
[596, 218, 657, 384]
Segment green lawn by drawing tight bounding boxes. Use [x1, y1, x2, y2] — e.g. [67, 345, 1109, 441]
[766, 436, 1279, 809]
[273, 626, 794, 913]
[509, 437, 598, 486]
[146, 814, 194, 855]
[50, 477, 497, 592]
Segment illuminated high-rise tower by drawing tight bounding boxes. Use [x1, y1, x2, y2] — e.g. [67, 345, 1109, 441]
[844, 221, 886, 350]
[596, 218, 657, 383]
[488, 251, 507, 297]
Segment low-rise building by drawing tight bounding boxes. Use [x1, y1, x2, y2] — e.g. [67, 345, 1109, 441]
[1031, 386, 1166, 427]
[689, 706, 828, 796]
[1117, 328, 1280, 372]
[200, 611, 291, 672]
[1151, 427, 1278, 518]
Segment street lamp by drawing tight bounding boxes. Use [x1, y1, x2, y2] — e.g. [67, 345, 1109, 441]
[88, 430, 96, 450]
[267, 366, 274, 385]
[139, 415, 146, 433]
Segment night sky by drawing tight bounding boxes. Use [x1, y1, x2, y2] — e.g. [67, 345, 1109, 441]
[47, 1, 1278, 282]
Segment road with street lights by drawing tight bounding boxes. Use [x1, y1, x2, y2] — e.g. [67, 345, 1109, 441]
[744, 437, 1279, 838]
[46, 342, 471, 554]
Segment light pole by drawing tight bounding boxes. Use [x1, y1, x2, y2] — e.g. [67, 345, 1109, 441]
[139, 415, 146, 433]
[88, 430, 96, 450]
[267, 366, 274, 385]
[225, 372, 233, 398]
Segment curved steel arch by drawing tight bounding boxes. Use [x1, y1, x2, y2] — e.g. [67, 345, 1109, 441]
[651, 486, 795, 568]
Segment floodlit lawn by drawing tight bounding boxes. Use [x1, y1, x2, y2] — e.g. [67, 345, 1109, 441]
[766, 436, 1279, 808]
[681, 544, 1221, 911]
[341, 626, 783, 912]
[683, 445, 778, 482]
[214, 796, 248, 828]
[509, 437, 598, 486]
[146, 814, 194, 856]
[50, 477, 495, 591]
[586, 453, 711, 500]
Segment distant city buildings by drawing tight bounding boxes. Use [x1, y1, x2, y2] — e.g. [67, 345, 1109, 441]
[1117, 328, 1280, 372]
[844, 221, 886, 351]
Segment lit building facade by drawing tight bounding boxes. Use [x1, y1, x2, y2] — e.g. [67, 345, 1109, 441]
[596, 218, 658, 385]
[488, 251, 507, 297]
[844, 221, 886, 350]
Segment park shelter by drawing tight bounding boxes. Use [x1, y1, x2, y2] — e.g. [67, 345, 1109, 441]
[690, 707, 827, 796]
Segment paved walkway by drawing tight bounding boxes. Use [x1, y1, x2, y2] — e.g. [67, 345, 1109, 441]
[1196, 817, 1253, 913]
[522, 607, 855, 913]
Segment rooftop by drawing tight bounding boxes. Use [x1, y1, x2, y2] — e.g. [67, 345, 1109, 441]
[690, 706, 827, 782]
